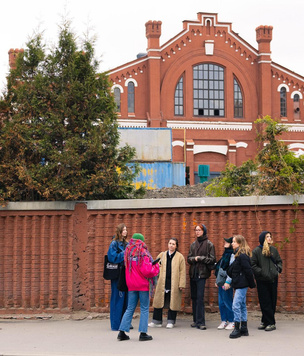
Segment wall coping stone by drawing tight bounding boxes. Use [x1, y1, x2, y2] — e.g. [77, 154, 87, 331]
[0, 195, 303, 211]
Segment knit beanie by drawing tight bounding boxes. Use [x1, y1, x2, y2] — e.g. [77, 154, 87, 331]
[132, 233, 145, 242]
[259, 231, 270, 246]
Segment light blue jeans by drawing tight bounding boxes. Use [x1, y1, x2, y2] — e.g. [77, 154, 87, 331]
[119, 291, 150, 333]
[232, 287, 248, 322]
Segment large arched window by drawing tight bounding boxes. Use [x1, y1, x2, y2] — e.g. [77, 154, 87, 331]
[280, 87, 287, 117]
[193, 63, 225, 117]
[174, 76, 184, 116]
[234, 78, 243, 118]
[128, 82, 135, 113]
[113, 87, 121, 112]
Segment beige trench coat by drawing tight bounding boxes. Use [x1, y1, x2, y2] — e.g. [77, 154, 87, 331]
[152, 251, 186, 311]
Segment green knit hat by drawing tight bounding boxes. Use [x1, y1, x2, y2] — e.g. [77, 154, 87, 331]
[132, 233, 145, 242]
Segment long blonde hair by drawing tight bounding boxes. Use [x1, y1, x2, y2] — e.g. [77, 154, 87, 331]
[233, 235, 252, 258]
[262, 234, 272, 256]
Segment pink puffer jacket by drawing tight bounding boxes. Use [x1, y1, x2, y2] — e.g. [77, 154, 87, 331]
[126, 256, 159, 291]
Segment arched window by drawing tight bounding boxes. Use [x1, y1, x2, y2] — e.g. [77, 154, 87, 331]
[114, 87, 121, 112]
[128, 82, 135, 113]
[234, 78, 243, 118]
[193, 63, 225, 117]
[280, 87, 287, 117]
[294, 94, 300, 119]
[174, 76, 184, 116]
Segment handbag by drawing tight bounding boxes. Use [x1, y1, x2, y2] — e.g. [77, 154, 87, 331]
[103, 255, 120, 280]
[117, 264, 128, 292]
[216, 259, 227, 287]
[216, 267, 227, 287]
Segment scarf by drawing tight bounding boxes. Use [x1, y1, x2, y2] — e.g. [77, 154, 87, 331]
[194, 234, 208, 257]
[124, 238, 156, 294]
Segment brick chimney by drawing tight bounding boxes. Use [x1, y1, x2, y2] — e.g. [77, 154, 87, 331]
[256, 26, 273, 54]
[145, 20, 162, 50]
[8, 48, 24, 70]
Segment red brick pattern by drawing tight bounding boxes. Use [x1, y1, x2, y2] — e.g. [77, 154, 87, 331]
[0, 203, 303, 314]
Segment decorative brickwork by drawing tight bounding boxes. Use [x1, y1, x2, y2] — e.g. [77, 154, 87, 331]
[0, 198, 303, 314]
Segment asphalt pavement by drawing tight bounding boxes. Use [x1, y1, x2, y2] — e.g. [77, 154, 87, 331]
[0, 313, 303, 356]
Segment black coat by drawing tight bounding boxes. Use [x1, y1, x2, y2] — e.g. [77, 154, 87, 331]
[227, 253, 256, 289]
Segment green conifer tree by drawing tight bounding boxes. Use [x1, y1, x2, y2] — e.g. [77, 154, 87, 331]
[0, 22, 144, 202]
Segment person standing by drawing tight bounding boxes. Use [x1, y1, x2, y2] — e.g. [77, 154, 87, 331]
[187, 224, 216, 330]
[251, 231, 282, 332]
[107, 223, 129, 331]
[117, 233, 160, 342]
[149, 238, 186, 329]
[227, 235, 256, 339]
[215, 237, 235, 330]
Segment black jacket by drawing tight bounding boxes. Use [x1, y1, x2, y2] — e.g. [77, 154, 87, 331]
[227, 253, 256, 289]
[251, 245, 282, 283]
[187, 240, 216, 279]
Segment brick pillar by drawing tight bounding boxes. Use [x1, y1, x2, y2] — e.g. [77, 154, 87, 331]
[73, 203, 89, 310]
[227, 139, 237, 165]
[256, 26, 273, 117]
[146, 21, 162, 127]
[8, 48, 24, 70]
[186, 139, 195, 185]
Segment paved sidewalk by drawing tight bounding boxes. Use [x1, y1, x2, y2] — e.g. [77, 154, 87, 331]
[0, 314, 303, 356]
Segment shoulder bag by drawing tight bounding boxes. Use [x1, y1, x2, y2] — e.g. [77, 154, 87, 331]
[103, 255, 120, 280]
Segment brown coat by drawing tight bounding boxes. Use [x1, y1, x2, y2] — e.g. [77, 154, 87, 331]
[152, 251, 186, 311]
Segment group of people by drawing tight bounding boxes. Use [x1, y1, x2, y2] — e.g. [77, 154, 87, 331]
[106, 223, 282, 342]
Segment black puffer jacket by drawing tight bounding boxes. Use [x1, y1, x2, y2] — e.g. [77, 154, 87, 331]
[227, 253, 256, 289]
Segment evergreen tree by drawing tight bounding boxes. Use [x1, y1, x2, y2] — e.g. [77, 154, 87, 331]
[0, 22, 144, 202]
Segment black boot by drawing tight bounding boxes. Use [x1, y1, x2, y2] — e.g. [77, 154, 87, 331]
[229, 321, 241, 339]
[240, 321, 249, 336]
[117, 331, 130, 341]
[139, 332, 153, 341]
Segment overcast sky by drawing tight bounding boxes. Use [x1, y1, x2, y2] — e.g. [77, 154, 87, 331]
[1, 0, 303, 93]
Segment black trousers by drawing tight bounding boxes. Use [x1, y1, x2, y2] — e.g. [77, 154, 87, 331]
[190, 277, 206, 326]
[256, 277, 278, 326]
[152, 291, 177, 324]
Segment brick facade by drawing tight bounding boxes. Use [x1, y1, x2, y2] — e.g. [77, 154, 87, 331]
[0, 197, 303, 314]
[107, 12, 304, 184]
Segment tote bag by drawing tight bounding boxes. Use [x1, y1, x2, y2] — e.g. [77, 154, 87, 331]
[117, 264, 128, 292]
[103, 255, 120, 280]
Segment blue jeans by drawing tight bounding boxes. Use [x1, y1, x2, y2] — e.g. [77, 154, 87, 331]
[232, 288, 248, 322]
[119, 291, 150, 333]
[110, 279, 128, 331]
[218, 286, 234, 322]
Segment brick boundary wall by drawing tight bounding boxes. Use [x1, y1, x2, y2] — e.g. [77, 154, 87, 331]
[0, 196, 303, 314]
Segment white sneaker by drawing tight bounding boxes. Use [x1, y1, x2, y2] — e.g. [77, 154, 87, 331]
[218, 321, 228, 330]
[166, 323, 174, 329]
[148, 322, 162, 328]
[225, 322, 235, 330]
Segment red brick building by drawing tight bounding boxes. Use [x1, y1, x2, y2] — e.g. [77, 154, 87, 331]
[108, 12, 304, 184]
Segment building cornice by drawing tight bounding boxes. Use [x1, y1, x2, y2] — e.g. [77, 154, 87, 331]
[167, 120, 253, 131]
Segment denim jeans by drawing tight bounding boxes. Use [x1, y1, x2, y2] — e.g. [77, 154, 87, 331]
[110, 279, 128, 330]
[218, 286, 234, 322]
[232, 287, 248, 322]
[190, 277, 206, 326]
[119, 291, 150, 333]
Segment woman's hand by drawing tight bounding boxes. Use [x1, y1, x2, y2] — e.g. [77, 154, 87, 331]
[223, 283, 230, 291]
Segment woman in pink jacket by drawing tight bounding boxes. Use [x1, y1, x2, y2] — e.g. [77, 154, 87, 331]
[117, 233, 160, 342]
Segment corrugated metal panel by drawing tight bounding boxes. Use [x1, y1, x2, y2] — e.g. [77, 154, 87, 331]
[118, 128, 172, 161]
[133, 162, 185, 189]
[173, 162, 186, 186]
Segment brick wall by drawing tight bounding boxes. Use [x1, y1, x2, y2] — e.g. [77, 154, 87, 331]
[0, 197, 303, 314]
